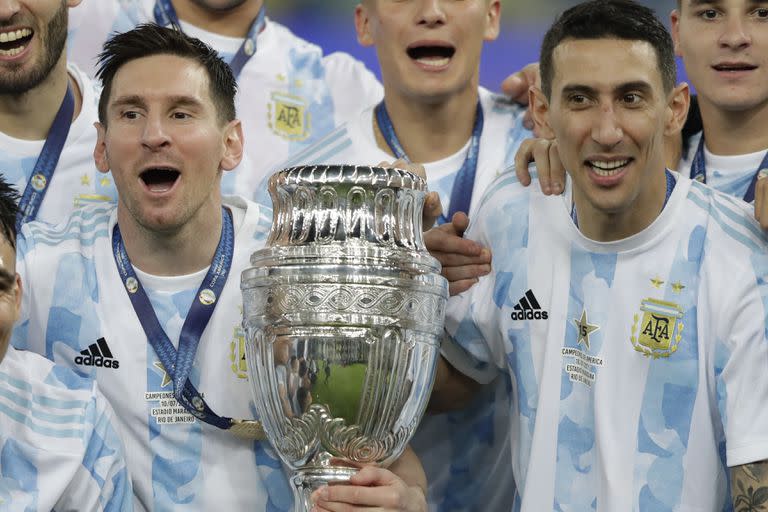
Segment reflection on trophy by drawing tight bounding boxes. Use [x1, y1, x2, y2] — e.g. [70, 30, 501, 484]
[241, 165, 448, 510]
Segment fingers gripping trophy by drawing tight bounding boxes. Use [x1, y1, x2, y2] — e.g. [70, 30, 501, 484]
[241, 165, 448, 510]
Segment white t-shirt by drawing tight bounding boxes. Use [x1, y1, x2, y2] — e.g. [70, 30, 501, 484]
[0, 64, 116, 225]
[279, 87, 532, 511]
[67, 1, 383, 197]
[444, 170, 768, 511]
[0, 345, 132, 511]
[679, 131, 768, 201]
[11, 197, 293, 511]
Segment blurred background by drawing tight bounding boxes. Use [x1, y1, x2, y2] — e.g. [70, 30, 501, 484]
[268, 0, 688, 91]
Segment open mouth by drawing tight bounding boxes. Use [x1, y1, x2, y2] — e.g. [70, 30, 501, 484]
[0, 28, 33, 57]
[140, 167, 180, 193]
[712, 63, 757, 72]
[587, 159, 632, 177]
[406, 45, 456, 68]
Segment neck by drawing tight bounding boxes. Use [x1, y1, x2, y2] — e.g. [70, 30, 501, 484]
[374, 85, 480, 164]
[117, 205, 224, 276]
[698, 97, 768, 155]
[172, 0, 263, 37]
[0, 54, 82, 140]
[574, 168, 668, 242]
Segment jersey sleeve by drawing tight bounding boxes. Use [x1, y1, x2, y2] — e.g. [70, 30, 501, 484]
[58, 383, 133, 511]
[714, 253, 768, 467]
[321, 52, 382, 122]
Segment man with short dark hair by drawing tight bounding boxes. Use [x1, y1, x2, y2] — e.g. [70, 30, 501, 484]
[0, 176, 132, 511]
[12, 24, 426, 511]
[431, 1, 768, 509]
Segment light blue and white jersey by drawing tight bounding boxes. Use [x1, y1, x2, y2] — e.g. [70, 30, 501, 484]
[280, 87, 531, 511]
[0, 345, 132, 511]
[11, 197, 289, 511]
[67, 1, 383, 197]
[678, 131, 767, 201]
[443, 171, 768, 511]
[0, 64, 116, 224]
[279, 88, 529, 223]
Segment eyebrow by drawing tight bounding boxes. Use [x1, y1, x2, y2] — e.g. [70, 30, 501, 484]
[109, 95, 204, 111]
[560, 81, 655, 97]
[687, 0, 768, 6]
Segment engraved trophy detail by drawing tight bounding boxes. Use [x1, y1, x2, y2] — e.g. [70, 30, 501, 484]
[241, 165, 447, 511]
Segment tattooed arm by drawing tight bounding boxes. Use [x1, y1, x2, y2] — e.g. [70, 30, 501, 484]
[731, 460, 768, 511]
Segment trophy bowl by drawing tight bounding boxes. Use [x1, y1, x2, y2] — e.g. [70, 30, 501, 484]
[241, 165, 447, 510]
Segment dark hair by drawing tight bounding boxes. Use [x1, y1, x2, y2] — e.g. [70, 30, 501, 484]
[540, 0, 676, 98]
[0, 178, 20, 249]
[95, 23, 237, 125]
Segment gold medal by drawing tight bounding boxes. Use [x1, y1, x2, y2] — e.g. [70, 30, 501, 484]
[230, 419, 267, 440]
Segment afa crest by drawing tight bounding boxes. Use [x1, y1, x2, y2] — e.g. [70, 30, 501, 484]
[631, 298, 684, 359]
[230, 326, 248, 379]
[268, 92, 310, 140]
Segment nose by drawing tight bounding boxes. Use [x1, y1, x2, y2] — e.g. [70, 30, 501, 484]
[141, 114, 171, 151]
[719, 14, 751, 50]
[591, 105, 623, 148]
[416, 0, 447, 27]
[0, 1, 21, 22]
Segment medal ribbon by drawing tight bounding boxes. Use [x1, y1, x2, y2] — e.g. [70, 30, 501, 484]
[374, 100, 484, 224]
[16, 84, 74, 230]
[689, 136, 768, 203]
[112, 207, 238, 430]
[154, 0, 265, 78]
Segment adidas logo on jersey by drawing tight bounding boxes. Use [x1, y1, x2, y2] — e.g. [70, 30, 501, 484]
[510, 289, 548, 320]
[75, 337, 120, 369]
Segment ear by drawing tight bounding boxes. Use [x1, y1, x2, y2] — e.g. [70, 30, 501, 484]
[484, 0, 502, 41]
[12, 273, 21, 320]
[664, 82, 690, 138]
[530, 86, 555, 140]
[66, 0, 83, 7]
[670, 10, 683, 57]
[93, 122, 110, 174]
[355, 3, 375, 47]
[220, 120, 244, 172]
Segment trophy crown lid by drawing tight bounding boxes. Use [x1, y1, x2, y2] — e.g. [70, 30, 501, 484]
[270, 165, 427, 192]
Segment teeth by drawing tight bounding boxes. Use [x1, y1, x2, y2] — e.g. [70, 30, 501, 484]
[417, 56, 450, 68]
[0, 46, 24, 57]
[0, 28, 31, 43]
[590, 159, 629, 176]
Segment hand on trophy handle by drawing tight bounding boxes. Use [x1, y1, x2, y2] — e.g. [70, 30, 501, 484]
[376, 159, 443, 230]
[424, 211, 492, 296]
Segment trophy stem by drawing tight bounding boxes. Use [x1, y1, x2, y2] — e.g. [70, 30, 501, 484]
[291, 466, 358, 512]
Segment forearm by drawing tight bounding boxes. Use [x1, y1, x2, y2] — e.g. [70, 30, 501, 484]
[428, 355, 481, 413]
[731, 459, 768, 509]
[389, 445, 427, 497]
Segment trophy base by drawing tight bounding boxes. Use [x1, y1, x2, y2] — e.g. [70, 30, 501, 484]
[291, 466, 358, 512]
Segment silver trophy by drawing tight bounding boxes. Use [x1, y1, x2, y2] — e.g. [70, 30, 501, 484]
[241, 165, 447, 510]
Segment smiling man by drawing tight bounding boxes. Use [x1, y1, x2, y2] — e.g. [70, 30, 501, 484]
[0, 0, 116, 226]
[12, 23, 426, 511]
[279, 1, 529, 509]
[430, 1, 768, 509]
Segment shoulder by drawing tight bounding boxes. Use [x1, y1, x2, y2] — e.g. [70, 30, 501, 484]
[680, 177, 768, 279]
[479, 87, 526, 118]
[18, 203, 115, 258]
[264, 18, 324, 56]
[0, 347, 99, 449]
